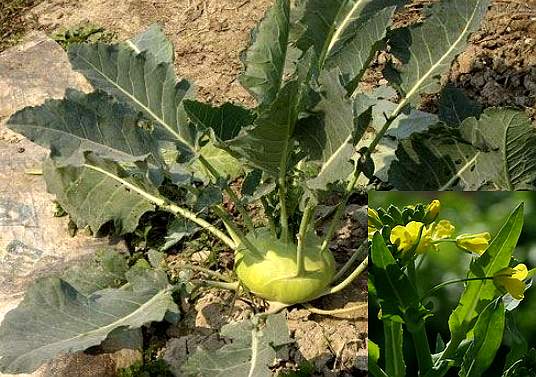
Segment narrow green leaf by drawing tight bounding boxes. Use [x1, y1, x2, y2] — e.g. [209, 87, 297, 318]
[460, 299, 505, 377]
[44, 154, 156, 235]
[383, 320, 406, 377]
[504, 313, 528, 370]
[7, 89, 163, 166]
[0, 270, 176, 373]
[448, 204, 523, 350]
[370, 233, 427, 321]
[388, 0, 490, 106]
[240, 0, 290, 107]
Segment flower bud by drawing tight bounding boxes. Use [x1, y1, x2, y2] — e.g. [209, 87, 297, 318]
[423, 200, 440, 224]
[368, 207, 383, 229]
[455, 232, 491, 255]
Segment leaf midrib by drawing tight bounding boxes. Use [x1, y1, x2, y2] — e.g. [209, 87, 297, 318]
[397, 1, 484, 113]
[72, 49, 189, 148]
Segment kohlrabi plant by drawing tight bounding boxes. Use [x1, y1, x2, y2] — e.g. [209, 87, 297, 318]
[368, 199, 535, 377]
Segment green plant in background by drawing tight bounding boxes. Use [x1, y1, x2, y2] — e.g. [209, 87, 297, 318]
[52, 23, 116, 49]
[369, 199, 536, 377]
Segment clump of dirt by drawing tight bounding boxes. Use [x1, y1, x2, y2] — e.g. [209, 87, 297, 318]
[449, 1, 536, 115]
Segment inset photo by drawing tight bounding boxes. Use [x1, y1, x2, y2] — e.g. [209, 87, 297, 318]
[368, 192, 536, 377]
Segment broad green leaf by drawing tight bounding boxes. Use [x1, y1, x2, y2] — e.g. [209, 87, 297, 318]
[389, 109, 536, 190]
[7, 89, 163, 166]
[460, 109, 536, 190]
[438, 85, 482, 127]
[183, 101, 256, 142]
[44, 154, 156, 235]
[296, 71, 371, 190]
[324, 5, 396, 92]
[182, 312, 292, 377]
[387, 0, 490, 106]
[190, 143, 244, 182]
[68, 42, 195, 153]
[161, 218, 199, 251]
[448, 204, 523, 351]
[356, 94, 438, 182]
[61, 249, 128, 294]
[383, 320, 405, 377]
[227, 51, 314, 176]
[127, 24, 174, 64]
[388, 125, 477, 190]
[240, 0, 290, 107]
[460, 299, 505, 377]
[296, 0, 402, 70]
[370, 233, 427, 322]
[0, 270, 176, 373]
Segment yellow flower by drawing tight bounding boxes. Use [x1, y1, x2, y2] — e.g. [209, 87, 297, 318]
[455, 232, 491, 255]
[430, 219, 455, 240]
[368, 208, 382, 228]
[493, 264, 528, 300]
[390, 221, 431, 255]
[423, 200, 441, 224]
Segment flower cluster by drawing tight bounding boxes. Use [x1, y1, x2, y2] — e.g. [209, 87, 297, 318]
[370, 199, 531, 301]
[369, 199, 491, 257]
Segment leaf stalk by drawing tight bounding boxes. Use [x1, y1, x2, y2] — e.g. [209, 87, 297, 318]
[83, 163, 237, 249]
[295, 202, 315, 276]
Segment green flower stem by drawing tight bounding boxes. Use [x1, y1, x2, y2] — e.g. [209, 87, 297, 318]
[421, 277, 494, 300]
[320, 166, 359, 256]
[409, 323, 433, 375]
[407, 260, 418, 295]
[384, 320, 405, 377]
[83, 163, 237, 249]
[197, 155, 255, 232]
[212, 205, 263, 259]
[332, 239, 368, 283]
[432, 239, 457, 244]
[296, 202, 315, 276]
